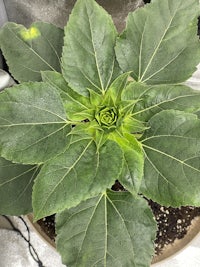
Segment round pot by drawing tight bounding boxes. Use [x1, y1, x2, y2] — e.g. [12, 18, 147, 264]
[152, 216, 200, 265]
[27, 214, 56, 249]
[2, 0, 200, 265]
[26, 212, 200, 266]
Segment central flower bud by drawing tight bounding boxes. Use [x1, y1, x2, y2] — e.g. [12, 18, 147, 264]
[95, 106, 118, 128]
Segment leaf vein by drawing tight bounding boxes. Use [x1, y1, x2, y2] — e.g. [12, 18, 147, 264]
[142, 143, 200, 174]
[139, 5, 179, 82]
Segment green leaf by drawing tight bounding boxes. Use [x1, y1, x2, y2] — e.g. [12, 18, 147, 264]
[0, 82, 70, 164]
[122, 82, 200, 122]
[109, 133, 144, 195]
[56, 190, 157, 267]
[42, 71, 93, 121]
[0, 22, 64, 82]
[33, 139, 123, 220]
[41, 71, 70, 96]
[141, 110, 200, 206]
[107, 72, 131, 104]
[0, 157, 38, 215]
[115, 0, 200, 84]
[62, 0, 121, 96]
[88, 89, 102, 107]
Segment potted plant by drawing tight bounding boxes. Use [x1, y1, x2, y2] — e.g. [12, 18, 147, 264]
[1, 0, 200, 266]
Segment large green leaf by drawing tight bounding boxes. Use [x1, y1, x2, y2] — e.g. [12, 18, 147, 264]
[0, 22, 64, 82]
[0, 157, 38, 215]
[62, 0, 121, 96]
[42, 71, 93, 121]
[0, 82, 70, 164]
[115, 0, 200, 84]
[141, 110, 200, 206]
[32, 139, 123, 220]
[56, 190, 157, 267]
[122, 82, 200, 121]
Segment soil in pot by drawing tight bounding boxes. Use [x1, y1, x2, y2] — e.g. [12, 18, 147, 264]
[36, 180, 200, 263]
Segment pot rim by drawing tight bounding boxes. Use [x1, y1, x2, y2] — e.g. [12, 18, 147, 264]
[152, 215, 200, 265]
[26, 214, 56, 250]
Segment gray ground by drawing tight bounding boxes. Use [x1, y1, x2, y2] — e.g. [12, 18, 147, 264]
[3, 0, 143, 31]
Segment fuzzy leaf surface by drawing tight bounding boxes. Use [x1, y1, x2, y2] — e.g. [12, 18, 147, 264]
[62, 0, 121, 96]
[0, 83, 70, 164]
[141, 110, 200, 206]
[116, 0, 200, 84]
[110, 133, 144, 195]
[0, 22, 63, 82]
[108, 72, 131, 103]
[56, 190, 157, 267]
[123, 83, 200, 121]
[42, 71, 92, 121]
[33, 139, 123, 220]
[0, 157, 38, 215]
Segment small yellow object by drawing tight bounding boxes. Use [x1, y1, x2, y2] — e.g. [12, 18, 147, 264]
[20, 26, 41, 41]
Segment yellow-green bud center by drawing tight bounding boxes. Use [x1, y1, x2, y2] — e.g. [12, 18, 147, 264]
[95, 106, 118, 128]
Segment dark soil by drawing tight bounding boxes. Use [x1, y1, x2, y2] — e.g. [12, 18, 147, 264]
[37, 180, 200, 256]
[38, 215, 55, 242]
[149, 200, 200, 255]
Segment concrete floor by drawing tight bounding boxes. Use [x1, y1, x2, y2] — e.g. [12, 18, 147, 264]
[3, 0, 143, 32]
